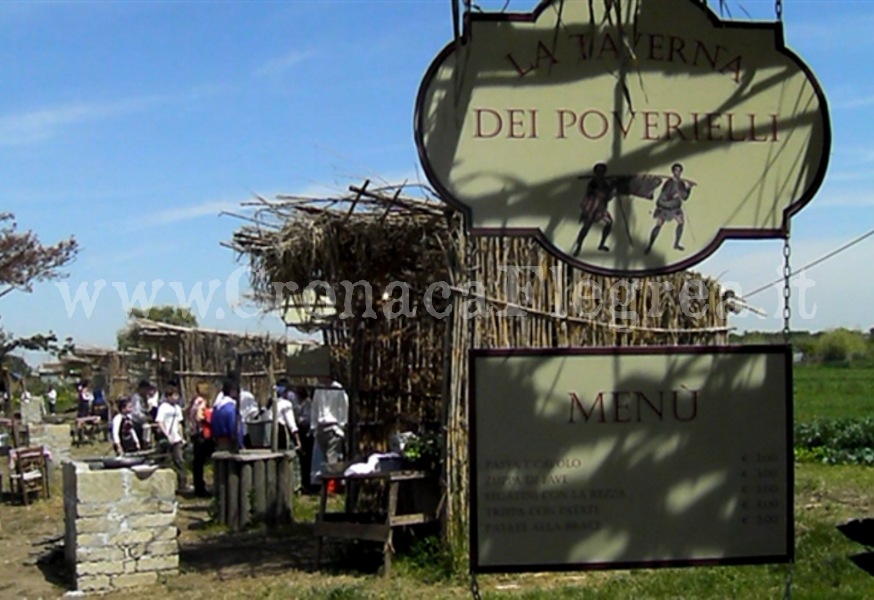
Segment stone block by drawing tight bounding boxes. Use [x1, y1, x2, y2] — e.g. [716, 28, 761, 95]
[112, 529, 155, 546]
[76, 469, 125, 503]
[127, 468, 175, 499]
[157, 500, 177, 513]
[146, 540, 178, 557]
[157, 526, 178, 541]
[76, 516, 120, 535]
[76, 533, 110, 548]
[128, 513, 176, 529]
[111, 571, 158, 588]
[77, 560, 125, 576]
[124, 560, 137, 574]
[76, 547, 125, 562]
[126, 543, 147, 559]
[136, 555, 179, 573]
[77, 575, 111, 592]
[113, 498, 162, 515]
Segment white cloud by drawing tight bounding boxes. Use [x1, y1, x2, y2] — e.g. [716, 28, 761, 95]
[137, 200, 242, 228]
[255, 50, 313, 78]
[0, 96, 162, 146]
[833, 94, 874, 110]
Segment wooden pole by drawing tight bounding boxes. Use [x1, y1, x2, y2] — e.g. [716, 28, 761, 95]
[233, 353, 243, 453]
[269, 351, 279, 452]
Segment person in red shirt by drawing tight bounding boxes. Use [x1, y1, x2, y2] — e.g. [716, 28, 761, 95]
[187, 381, 214, 498]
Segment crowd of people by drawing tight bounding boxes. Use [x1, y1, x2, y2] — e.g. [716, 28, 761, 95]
[104, 374, 348, 497]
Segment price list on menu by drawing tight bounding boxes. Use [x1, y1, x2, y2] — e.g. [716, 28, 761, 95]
[471, 347, 792, 573]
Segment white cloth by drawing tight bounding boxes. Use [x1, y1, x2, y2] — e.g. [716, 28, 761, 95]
[215, 390, 259, 421]
[311, 382, 348, 427]
[111, 414, 140, 448]
[213, 391, 234, 410]
[47, 389, 57, 404]
[275, 398, 298, 433]
[156, 401, 184, 444]
[240, 390, 259, 422]
[343, 453, 402, 477]
[146, 391, 160, 411]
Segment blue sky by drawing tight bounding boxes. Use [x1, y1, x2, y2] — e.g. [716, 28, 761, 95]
[2, 0, 873, 360]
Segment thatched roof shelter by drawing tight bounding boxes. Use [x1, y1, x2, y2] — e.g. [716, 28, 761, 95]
[124, 318, 287, 403]
[227, 178, 736, 555]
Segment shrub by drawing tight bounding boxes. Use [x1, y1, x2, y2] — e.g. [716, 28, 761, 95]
[795, 418, 874, 465]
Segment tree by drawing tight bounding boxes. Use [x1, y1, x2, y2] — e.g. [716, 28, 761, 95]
[813, 328, 867, 365]
[0, 213, 78, 301]
[117, 305, 198, 350]
[128, 306, 197, 327]
[0, 213, 78, 414]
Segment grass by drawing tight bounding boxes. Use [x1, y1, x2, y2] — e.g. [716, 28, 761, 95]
[794, 364, 874, 422]
[5, 365, 873, 599]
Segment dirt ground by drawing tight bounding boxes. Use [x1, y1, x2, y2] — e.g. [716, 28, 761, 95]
[0, 439, 390, 600]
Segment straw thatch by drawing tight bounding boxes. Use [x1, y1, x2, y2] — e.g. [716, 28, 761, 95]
[227, 179, 734, 561]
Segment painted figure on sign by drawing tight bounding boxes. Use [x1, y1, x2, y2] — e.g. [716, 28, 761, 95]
[572, 163, 616, 255]
[644, 163, 696, 255]
[571, 164, 663, 256]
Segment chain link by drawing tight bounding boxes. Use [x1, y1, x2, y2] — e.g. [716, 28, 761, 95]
[776, 0, 783, 22]
[470, 573, 482, 600]
[783, 237, 791, 344]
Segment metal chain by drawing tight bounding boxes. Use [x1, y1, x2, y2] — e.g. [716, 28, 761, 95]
[776, 0, 783, 22]
[783, 237, 792, 344]
[470, 573, 482, 600]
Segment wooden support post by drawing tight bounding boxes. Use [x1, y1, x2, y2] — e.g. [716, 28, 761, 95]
[384, 480, 399, 576]
[266, 458, 277, 524]
[314, 478, 329, 571]
[216, 458, 227, 525]
[253, 459, 267, 521]
[277, 454, 292, 523]
[227, 461, 240, 532]
[233, 354, 243, 453]
[268, 352, 279, 453]
[346, 319, 362, 513]
[240, 462, 253, 529]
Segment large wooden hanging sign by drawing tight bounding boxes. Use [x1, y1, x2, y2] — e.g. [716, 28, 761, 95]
[470, 346, 792, 572]
[415, 0, 830, 275]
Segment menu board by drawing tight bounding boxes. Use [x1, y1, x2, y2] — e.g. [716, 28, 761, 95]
[470, 346, 792, 573]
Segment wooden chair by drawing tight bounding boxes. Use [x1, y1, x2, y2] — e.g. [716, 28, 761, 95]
[9, 446, 49, 505]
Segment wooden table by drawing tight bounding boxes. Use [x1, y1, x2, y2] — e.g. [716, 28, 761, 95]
[314, 470, 439, 575]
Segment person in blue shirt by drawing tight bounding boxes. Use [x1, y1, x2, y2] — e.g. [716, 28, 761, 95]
[211, 377, 244, 451]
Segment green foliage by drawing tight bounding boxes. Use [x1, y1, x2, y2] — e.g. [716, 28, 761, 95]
[128, 305, 198, 327]
[402, 432, 441, 468]
[812, 328, 867, 365]
[118, 305, 198, 349]
[795, 418, 874, 465]
[394, 534, 455, 583]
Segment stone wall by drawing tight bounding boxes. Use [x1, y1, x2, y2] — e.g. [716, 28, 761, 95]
[63, 461, 179, 593]
[27, 424, 71, 469]
[20, 397, 45, 425]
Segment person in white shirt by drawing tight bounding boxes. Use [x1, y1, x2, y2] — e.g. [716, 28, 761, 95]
[272, 391, 302, 451]
[111, 398, 140, 455]
[310, 377, 348, 469]
[47, 386, 58, 414]
[156, 386, 187, 493]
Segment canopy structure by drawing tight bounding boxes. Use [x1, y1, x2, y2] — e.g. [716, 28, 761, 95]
[227, 178, 734, 553]
[123, 318, 287, 403]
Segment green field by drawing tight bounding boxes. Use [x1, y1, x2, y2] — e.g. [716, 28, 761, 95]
[794, 365, 874, 422]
